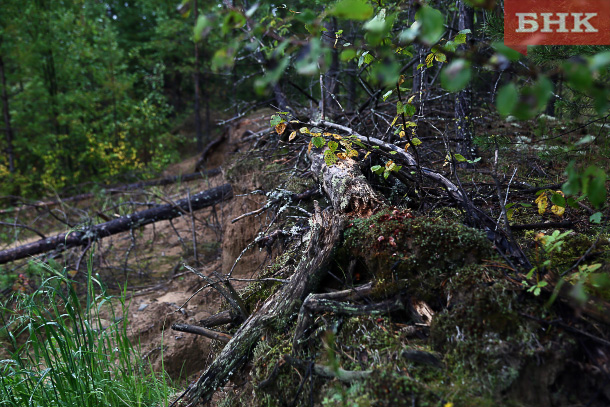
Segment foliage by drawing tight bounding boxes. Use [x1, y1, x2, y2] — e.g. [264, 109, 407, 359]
[0, 262, 175, 406]
[0, 0, 189, 199]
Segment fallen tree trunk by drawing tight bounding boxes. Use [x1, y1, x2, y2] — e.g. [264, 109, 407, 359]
[187, 152, 383, 404]
[0, 168, 221, 215]
[0, 183, 232, 265]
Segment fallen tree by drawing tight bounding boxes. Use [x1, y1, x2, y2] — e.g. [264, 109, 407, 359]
[186, 146, 383, 404]
[0, 183, 232, 265]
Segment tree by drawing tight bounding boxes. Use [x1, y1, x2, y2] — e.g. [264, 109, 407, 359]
[0, 37, 15, 174]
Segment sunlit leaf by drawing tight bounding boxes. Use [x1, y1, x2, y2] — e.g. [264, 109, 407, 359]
[535, 193, 548, 215]
[324, 150, 338, 166]
[328, 140, 338, 152]
[411, 137, 422, 146]
[289, 131, 297, 141]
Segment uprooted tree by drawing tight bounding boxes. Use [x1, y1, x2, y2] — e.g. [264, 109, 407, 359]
[170, 0, 610, 406]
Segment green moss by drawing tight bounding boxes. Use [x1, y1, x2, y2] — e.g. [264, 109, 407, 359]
[344, 208, 493, 299]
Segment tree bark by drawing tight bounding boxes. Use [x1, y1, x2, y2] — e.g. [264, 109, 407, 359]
[194, 0, 203, 152]
[0, 42, 16, 173]
[0, 183, 232, 265]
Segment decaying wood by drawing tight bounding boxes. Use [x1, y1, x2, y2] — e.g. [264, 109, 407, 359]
[0, 183, 233, 265]
[187, 154, 381, 405]
[171, 323, 232, 343]
[188, 207, 344, 403]
[309, 148, 384, 216]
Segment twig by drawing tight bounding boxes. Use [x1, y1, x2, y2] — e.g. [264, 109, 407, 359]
[171, 323, 232, 343]
[0, 221, 46, 239]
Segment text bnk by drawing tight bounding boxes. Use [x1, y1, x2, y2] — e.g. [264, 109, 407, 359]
[516, 13, 598, 33]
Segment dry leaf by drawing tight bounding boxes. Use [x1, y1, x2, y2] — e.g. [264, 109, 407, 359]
[275, 122, 287, 135]
[289, 131, 297, 141]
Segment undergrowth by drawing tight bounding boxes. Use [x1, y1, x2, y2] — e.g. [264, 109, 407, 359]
[0, 261, 176, 407]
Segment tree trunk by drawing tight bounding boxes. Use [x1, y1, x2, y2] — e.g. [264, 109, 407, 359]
[194, 0, 203, 152]
[0, 47, 15, 173]
[0, 183, 232, 265]
[454, 1, 474, 161]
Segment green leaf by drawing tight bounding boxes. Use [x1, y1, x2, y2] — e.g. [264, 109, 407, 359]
[370, 165, 383, 174]
[512, 77, 554, 120]
[441, 59, 471, 92]
[328, 140, 338, 152]
[222, 10, 246, 35]
[340, 49, 357, 62]
[270, 115, 283, 126]
[312, 137, 326, 149]
[411, 137, 422, 146]
[454, 153, 466, 162]
[324, 150, 338, 166]
[562, 161, 581, 196]
[404, 103, 416, 117]
[363, 9, 387, 33]
[435, 53, 447, 63]
[358, 51, 375, 67]
[329, 0, 374, 20]
[453, 34, 467, 45]
[382, 90, 393, 101]
[194, 15, 211, 42]
[389, 151, 397, 155]
[590, 212, 603, 224]
[415, 6, 445, 45]
[550, 192, 566, 207]
[564, 61, 593, 92]
[496, 83, 518, 117]
[583, 166, 607, 208]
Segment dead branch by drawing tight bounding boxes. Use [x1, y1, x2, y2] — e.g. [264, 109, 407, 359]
[171, 323, 232, 343]
[199, 310, 239, 328]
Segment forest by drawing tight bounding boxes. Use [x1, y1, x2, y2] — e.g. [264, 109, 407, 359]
[0, 0, 609, 406]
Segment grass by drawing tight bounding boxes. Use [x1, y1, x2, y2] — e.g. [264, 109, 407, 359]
[0, 260, 176, 407]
